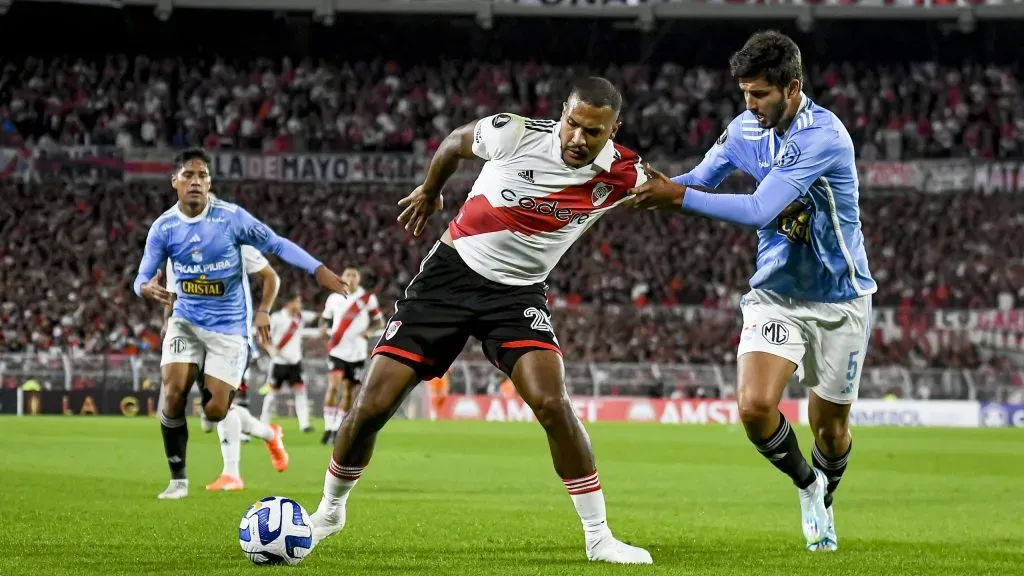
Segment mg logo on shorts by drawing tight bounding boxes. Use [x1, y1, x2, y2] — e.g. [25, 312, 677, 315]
[384, 320, 402, 341]
[761, 321, 790, 345]
[169, 337, 187, 354]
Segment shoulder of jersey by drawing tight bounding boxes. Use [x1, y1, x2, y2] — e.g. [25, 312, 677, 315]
[209, 196, 239, 214]
[734, 111, 768, 142]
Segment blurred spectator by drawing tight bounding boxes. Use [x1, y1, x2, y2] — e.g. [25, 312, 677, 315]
[3, 56, 1023, 160]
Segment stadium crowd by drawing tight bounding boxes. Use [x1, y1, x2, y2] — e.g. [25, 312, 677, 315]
[1, 55, 1023, 160]
[1, 179, 1021, 371]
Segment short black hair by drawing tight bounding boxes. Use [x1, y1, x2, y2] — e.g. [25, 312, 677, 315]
[729, 30, 803, 90]
[569, 76, 622, 113]
[173, 147, 212, 172]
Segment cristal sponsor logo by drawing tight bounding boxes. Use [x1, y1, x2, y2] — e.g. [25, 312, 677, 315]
[174, 260, 233, 275]
[500, 189, 591, 225]
[180, 278, 226, 297]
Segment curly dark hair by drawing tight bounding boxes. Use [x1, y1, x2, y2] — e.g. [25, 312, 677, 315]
[728, 30, 803, 90]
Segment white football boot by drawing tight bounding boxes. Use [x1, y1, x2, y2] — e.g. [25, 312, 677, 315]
[309, 498, 347, 545]
[808, 505, 838, 551]
[585, 530, 654, 565]
[157, 479, 189, 500]
[798, 469, 830, 547]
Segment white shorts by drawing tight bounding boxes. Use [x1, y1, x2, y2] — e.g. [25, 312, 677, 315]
[737, 289, 872, 405]
[161, 318, 249, 389]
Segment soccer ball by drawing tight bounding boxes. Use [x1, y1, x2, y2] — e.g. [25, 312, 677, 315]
[238, 496, 315, 565]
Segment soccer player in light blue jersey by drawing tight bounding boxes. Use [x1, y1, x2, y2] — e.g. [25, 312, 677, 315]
[134, 147, 351, 500]
[626, 31, 875, 552]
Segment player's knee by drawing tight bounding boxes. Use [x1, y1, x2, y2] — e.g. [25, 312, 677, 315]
[203, 400, 230, 422]
[813, 421, 850, 452]
[737, 396, 775, 427]
[528, 394, 573, 430]
[163, 387, 188, 416]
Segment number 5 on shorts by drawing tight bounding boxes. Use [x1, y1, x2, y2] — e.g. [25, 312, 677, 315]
[845, 351, 859, 384]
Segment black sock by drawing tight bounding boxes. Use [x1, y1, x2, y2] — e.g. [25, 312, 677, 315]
[754, 413, 815, 489]
[812, 441, 851, 509]
[160, 412, 189, 480]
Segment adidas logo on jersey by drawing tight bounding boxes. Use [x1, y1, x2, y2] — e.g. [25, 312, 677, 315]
[517, 169, 535, 184]
[189, 234, 202, 243]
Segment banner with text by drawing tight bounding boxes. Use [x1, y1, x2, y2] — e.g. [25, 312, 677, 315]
[0, 389, 160, 416]
[433, 396, 800, 424]
[797, 399, 980, 428]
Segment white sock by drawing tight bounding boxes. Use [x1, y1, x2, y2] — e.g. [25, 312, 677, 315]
[294, 386, 310, 430]
[324, 406, 337, 430]
[323, 458, 363, 506]
[218, 407, 242, 478]
[238, 405, 275, 442]
[261, 391, 277, 425]
[563, 472, 610, 540]
[331, 408, 346, 432]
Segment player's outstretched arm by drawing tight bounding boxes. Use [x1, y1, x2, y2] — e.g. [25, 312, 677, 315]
[232, 209, 351, 295]
[397, 119, 478, 236]
[680, 129, 840, 229]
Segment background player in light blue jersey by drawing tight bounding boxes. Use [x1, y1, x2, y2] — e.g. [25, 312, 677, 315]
[133, 147, 351, 500]
[626, 31, 875, 552]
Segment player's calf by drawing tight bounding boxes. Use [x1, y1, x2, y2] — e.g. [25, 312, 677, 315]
[311, 356, 419, 544]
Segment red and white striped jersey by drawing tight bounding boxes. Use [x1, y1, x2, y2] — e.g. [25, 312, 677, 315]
[268, 309, 308, 365]
[449, 113, 648, 286]
[322, 288, 382, 362]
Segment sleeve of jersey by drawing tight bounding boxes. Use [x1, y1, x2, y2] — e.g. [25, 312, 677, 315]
[232, 208, 322, 275]
[471, 114, 526, 162]
[133, 223, 168, 298]
[240, 245, 270, 274]
[681, 128, 837, 229]
[369, 295, 383, 319]
[671, 123, 737, 189]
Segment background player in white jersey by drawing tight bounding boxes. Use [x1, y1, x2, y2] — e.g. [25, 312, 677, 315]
[134, 148, 352, 500]
[260, 293, 318, 432]
[318, 267, 384, 444]
[161, 242, 289, 492]
[626, 31, 875, 551]
[308, 78, 652, 565]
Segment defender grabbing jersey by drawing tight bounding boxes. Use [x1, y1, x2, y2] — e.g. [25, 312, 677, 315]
[677, 93, 875, 403]
[627, 31, 873, 553]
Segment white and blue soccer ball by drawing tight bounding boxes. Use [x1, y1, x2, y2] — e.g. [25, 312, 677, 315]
[238, 496, 315, 566]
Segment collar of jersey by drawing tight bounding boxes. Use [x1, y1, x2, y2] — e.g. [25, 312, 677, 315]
[175, 198, 212, 223]
[550, 122, 615, 172]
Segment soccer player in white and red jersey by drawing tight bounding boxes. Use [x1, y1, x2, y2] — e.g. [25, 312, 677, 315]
[318, 268, 384, 444]
[260, 293, 317, 432]
[308, 77, 653, 565]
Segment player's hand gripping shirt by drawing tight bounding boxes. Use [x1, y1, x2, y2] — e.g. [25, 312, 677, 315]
[448, 113, 648, 286]
[674, 94, 876, 303]
[134, 197, 322, 337]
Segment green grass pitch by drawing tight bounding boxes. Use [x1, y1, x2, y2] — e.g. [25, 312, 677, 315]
[1, 417, 1022, 575]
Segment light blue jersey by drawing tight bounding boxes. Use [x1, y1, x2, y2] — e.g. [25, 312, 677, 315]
[134, 197, 322, 337]
[674, 94, 876, 303]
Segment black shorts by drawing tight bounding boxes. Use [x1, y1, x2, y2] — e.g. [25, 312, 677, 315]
[329, 357, 366, 384]
[270, 363, 304, 389]
[372, 242, 560, 380]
